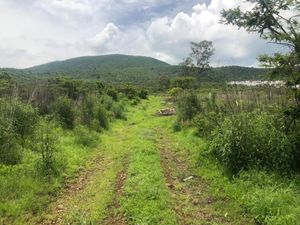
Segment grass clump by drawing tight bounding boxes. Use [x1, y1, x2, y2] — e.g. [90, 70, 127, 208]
[209, 113, 297, 174]
[74, 125, 99, 147]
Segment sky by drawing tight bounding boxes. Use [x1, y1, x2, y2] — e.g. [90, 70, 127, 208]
[0, 0, 284, 68]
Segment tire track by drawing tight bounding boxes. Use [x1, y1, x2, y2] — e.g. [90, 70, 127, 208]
[103, 154, 130, 225]
[156, 129, 228, 225]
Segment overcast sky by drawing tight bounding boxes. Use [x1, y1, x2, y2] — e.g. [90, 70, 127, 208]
[0, 0, 284, 68]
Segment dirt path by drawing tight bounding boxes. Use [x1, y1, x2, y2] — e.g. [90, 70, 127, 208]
[103, 154, 129, 225]
[23, 96, 250, 225]
[37, 154, 107, 225]
[156, 129, 228, 225]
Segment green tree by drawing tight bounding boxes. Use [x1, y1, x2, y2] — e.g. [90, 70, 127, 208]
[190, 41, 215, 75]
[158, 76, 171, 91]
[0, 71, 15, 97]
[172, 76, 197, 89]
[179, 57, 197, 76]
[221, 0, 300, 132]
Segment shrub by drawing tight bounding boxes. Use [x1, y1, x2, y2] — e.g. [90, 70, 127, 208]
[172, 76, 196, 89]
[74, 125, 98, 147]
[120, 85, 137, 99]
[177, 91, 202, 122]
[172, 120, 182, 132]
[35, 120, 60, 181]
[12, 100, 38, 139]
[0, 116, 21, 165]
[168, 87, 183, 101]
[111, 103, 126, 119]
[81, 96, 94, 127]
[95, 104, 109, 130]
[101, 95, 114, 111]
[210, 113, 297, 174]
[0, 99, 38, 165]
[138, 90, 148, 99]
[106, 88, 118, 101]
[54, 96, 75, 129]
[193, 112, 218, 138]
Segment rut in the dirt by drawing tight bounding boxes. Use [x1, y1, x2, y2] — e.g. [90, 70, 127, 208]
[37, 155, 106, 225]
[103, 154, 130, 225]
[156, 129, 228, 225]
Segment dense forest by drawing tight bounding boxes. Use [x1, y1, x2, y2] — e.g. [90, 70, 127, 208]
[1, 55, 268, 85]
[0, 0, 299, 225]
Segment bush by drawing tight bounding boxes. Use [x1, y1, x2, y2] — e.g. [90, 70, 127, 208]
[172, 120, 182, 132]
[54, 96, 75, 129]
[120, 85, 137, 99]
[35, 120, 61, 181]
[106, 88, 118, 101]
[168, 87, 183, 101]
[0, 99, 38, 165]
[172, 76, 196, 89]
[111, 103, 126, 119]
[138, 90, 148, 99]
[177, 91, 202, 122]
[95, 104, 109, 130]
[0, 116, 21, 165]
[210, 113, 297, 174]
[12, 101, 38, 139]
[101, 95, 114, 111]
[193, 112, 218, 138]
[74, 125, 98, 147]
[81, 96, 94, 127]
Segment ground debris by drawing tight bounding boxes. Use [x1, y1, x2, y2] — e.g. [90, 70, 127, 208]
[156, 108, 176, 116]
[183, 176, 194, 182]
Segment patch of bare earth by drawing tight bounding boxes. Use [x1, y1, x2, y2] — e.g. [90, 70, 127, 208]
[35, 155, 106, 225]
[103, 154, 129, 225]
[156, 130, 228, 225]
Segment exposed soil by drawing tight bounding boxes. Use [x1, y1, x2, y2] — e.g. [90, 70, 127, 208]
[103, 154, 130, 225]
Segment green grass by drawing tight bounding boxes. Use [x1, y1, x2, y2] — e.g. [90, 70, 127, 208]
[0, 127, 102, 225]
[2, 95, 300, 225]
[119, 97, 178, 225]
[168, 126, 300, 225]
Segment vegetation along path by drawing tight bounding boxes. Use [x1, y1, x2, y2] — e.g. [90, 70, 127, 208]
[26, 96, 251, 225]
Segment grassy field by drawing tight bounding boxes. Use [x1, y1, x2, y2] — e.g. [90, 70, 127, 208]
[1, 95, 300, 225]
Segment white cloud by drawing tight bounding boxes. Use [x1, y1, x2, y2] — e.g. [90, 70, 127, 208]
[145, 0, 279, 66]
[0, 0, 282, 68]
[90, 23, 122, 50]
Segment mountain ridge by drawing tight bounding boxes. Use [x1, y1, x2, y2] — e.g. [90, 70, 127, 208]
[24, 54, 170, 73]
[1, 54, 269, 84]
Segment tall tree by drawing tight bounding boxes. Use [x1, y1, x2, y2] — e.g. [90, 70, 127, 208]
[221, 0, 300, 131]
[190, 41, 215, 75]
[179, 57, 196, 76]
[179, 41, 215, 77]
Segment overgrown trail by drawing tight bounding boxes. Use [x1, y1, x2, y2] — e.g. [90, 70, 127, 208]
[27, 96, 249, 225]
[156, 129, 228, 224]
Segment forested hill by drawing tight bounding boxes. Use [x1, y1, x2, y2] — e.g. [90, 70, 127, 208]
[202, 66, 268, 82]
[1, 54, 269, 83]
[25, 54, 170, 73]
